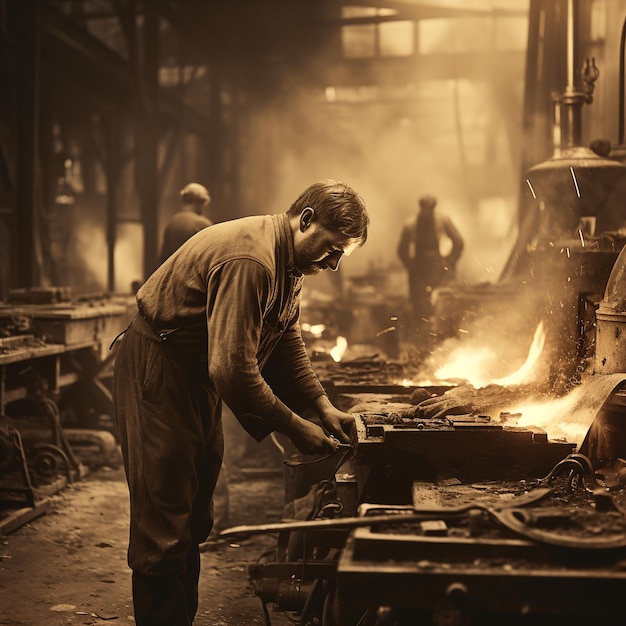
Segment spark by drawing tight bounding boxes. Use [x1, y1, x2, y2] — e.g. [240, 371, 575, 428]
[570, 166, 581, 198]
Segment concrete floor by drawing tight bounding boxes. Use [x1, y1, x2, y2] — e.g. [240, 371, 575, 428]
[0, 462, 297, 626]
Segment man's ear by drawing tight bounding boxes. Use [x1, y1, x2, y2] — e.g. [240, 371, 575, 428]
[299, 207, 315, 232]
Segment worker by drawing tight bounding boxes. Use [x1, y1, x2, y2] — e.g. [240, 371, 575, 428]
[159, 182, 213, 265]
[112, 179, 369, 626]
[397, 194, 464, 353]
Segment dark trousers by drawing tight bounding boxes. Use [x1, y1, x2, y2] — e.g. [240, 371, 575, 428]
[132, 550, 200, 626]
[113, 315, 224, 625]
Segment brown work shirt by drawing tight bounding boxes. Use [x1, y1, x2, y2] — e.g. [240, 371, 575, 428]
[137, 213, 326, 440]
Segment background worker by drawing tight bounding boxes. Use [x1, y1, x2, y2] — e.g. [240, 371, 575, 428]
[112, 179, 369, 626]
[159, 182, 213, 264]
[397, 194, 464, 354]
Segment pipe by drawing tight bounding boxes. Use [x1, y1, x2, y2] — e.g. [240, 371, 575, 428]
[619, 15, 626, 143]
[567, 0, 575, 90]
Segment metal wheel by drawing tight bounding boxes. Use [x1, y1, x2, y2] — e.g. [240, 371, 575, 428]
[29, 443, 72, 489]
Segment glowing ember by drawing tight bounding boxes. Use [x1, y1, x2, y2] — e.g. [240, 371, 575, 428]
[301, 323, 326, 338]
[330, 336, 348, 362]
[397, 377, 454, 387]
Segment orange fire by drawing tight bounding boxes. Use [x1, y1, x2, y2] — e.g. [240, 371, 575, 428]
[434, 321, 546, 388]
[330, 336, 348, 362]
[511, 389, 589, 445]
[493, 321, 546, 386]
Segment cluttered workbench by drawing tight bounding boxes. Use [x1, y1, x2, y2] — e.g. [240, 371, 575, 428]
[0, 288, 132, 534]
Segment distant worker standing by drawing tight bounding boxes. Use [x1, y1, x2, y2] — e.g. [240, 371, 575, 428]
[160, 182, 213, 264]
[397, 194, 464, 352]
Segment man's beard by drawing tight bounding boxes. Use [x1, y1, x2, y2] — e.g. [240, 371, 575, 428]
[300, 262, 325, 275]
[296, 239, 328, 275]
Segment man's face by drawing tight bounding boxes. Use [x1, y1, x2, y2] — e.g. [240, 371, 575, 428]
[294, 220, 360, 276]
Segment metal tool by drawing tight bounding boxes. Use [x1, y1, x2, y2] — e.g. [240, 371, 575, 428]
[283, 440, 354, 479]
[220, 486, 554, 538]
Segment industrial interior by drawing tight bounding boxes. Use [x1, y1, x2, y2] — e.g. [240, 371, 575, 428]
[4, 0, 626, 624]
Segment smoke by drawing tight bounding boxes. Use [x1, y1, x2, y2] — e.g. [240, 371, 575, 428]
[63, 198, 142, 295]
[256, 78, 523, 289]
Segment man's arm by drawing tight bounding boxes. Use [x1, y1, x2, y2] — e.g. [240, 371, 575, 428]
[397, 222, 412, 269]
[206, 259, 295, 434]
[442, 215, 464, 266]
[206, 260, 337, 453]
[263, 317, 354, 444]
[261, 321, 325, 408]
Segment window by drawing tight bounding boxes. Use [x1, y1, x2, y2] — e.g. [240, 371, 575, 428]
[342, 6, 414, 58]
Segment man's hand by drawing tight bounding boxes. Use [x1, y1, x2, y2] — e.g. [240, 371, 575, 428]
[311, 395, 354, 444]
[285, 415, 337, 455]
[318, 407, 354, 444]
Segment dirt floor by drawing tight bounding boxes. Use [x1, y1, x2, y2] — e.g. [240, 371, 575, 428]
[0, 460, 299, 626]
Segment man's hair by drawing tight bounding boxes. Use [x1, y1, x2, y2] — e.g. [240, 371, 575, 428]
[180, 182, 211, 205]
[287, 179, 369, 244]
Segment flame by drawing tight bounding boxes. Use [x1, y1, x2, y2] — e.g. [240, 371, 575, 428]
[434, 346, 498, 387]
[330, 336, 348, 362]
[433, 321, 546, 388]
[492, 321, 546, 386]
[509, 385, 589, 445]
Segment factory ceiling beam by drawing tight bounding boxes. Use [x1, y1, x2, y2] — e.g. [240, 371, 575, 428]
[329, 0, 525, 20]
[157, 0, 527, 80]
[322, 50, 524, 87]
[159, 0, 526, 21]
[41, 2, 135, 94]
[40, 2, 209, 136]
